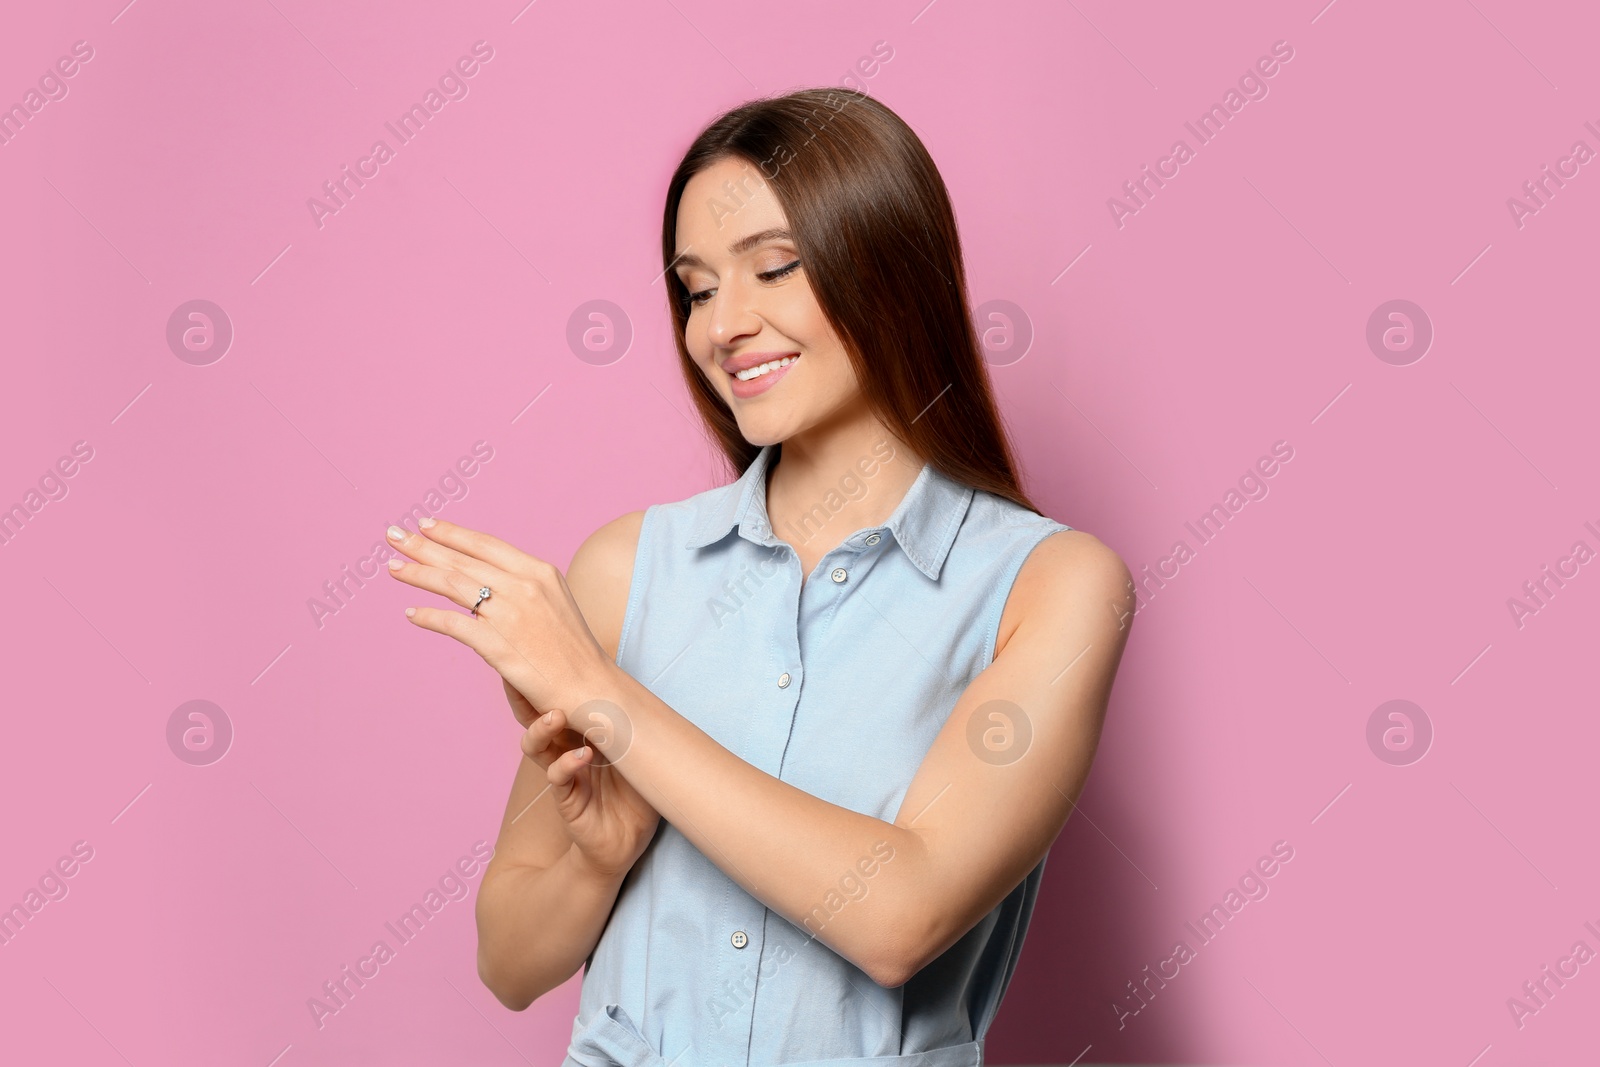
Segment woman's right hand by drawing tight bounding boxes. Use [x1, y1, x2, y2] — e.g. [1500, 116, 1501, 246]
[511, 679, 662, 880]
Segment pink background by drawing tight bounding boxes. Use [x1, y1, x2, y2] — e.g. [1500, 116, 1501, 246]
[2, 1, 1596, 1064]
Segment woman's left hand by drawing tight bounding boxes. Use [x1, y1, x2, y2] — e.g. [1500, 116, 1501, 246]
[383, 517, 617, 717]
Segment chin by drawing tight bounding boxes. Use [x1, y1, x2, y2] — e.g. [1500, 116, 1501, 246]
[734, 422, 792, 449]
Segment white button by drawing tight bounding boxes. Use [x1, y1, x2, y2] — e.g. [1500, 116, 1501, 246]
[778, 672, 791, 688]
[831, 568, 848, 583]
[731, 930, 749, 949]
[865, 533, 881, 546]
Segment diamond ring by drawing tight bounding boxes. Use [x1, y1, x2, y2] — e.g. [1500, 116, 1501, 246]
[471, 586, 493, 616]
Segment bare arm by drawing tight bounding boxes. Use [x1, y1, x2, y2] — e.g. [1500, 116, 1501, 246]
[570, 529, 1134, 987]
[474, 510, 646, 1010]
[400, 509, 1130, 995]
[475, 768, 630, 1009]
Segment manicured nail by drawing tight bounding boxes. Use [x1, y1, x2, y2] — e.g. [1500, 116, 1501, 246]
[419, 516, 436, 529]
[388, 558, 404, 571]
[404, 607, 416, 618]
[387, 525, 407, 541]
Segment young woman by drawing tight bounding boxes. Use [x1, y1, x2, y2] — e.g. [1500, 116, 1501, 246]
[386, 87, 1134, 1065]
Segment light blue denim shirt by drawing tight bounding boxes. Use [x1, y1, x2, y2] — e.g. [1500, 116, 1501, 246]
[563, 441, 1072, 1067]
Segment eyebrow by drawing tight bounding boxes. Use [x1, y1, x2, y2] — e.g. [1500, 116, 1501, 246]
[671, 227, 794, 272]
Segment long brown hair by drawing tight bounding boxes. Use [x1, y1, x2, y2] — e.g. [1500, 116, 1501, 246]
[660, 86, 1045, 515]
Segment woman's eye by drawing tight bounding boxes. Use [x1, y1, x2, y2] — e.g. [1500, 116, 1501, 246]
[683, 261, 799, 311]
[759, 260, 801, 282]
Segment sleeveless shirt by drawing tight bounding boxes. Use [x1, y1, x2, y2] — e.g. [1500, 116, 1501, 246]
[562, 441, 1073, 1067]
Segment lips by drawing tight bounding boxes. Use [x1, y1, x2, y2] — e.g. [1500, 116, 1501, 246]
[722, 350, 801, 375]
[729, 354, 800, 381]
[726, 353, 800, 399]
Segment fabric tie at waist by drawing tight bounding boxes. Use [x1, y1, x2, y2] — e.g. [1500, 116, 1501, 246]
[563, 1004, 674, 1067]
[562, 1003, 984, 1067]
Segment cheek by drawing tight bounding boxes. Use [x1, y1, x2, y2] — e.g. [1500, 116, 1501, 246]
[683, 335, 716, 381]
[807, 340, 853, 391]
[771, 308, 845, 378]
[799, 349, 855, 403]
[693, 358, 719, 390]
[776, 289, 831, 345]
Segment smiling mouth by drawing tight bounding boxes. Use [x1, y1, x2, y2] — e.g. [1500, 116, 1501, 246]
[730, 355, 800, 381]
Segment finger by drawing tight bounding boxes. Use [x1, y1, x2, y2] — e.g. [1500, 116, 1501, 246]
[520, 708, 570, 762]
[556, 758, 595, 825]
[407, 516, 544, 576]
[385, 523, 509, 592]
[400, 605, 497, 655]
[389, 556, 501, 614]
[546, 746, 593, 817]
[524, 718, 589, 770]
[400, 603, 558, 707]
[520, 720, 551, 765]
[546, 743, 593, 789]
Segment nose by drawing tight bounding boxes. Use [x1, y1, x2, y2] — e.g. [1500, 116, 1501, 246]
[703, 277, 763, 350]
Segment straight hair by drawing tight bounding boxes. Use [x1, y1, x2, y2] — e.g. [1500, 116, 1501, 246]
[661, 87, 1046, 515]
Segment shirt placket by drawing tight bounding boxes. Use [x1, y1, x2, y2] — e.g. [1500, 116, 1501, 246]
[792, 529, 884, 658]
[711, 537, 804, 1065]
[712, 529, 889, 1063]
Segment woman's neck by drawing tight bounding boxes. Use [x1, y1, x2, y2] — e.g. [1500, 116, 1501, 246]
[763, 423, 923, 553]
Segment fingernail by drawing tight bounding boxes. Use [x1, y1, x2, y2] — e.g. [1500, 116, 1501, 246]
[388, 558, 404, 571]
[419, 516, 436, 529]
[404, 607, 416, 618]
[542, 711, 552, 725]
[387, 525, 407, 542]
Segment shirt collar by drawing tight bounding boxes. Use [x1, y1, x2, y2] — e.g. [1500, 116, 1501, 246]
[683, 443, 975, 581]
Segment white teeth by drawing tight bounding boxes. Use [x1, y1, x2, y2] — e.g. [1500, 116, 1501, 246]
[735, 355, 798, 381]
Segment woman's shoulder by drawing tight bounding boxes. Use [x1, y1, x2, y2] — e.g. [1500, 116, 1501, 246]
[564, 468, 745, 634]
[977, 483, 1128, 604]
[566, 509, 648, 662]
[992, 524, 1134, 658]
[959, 488, 1132, 649]
[1019, 526, 1130, 588]
[573, 508, 649, 565]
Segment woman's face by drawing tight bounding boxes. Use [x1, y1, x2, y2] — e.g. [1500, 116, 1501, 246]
[673, 156, 862, 447]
